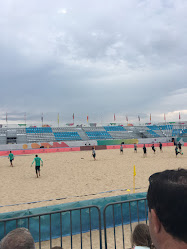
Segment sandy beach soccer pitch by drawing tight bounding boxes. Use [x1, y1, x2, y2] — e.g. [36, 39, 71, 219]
[0, 146, 186, 214]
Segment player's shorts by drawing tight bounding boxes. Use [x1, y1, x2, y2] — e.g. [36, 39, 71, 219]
[120, 149, 123, 152]
[93, 153, 96, 158]
[35, 166, 40, 173]
[10, 160, 13, 162]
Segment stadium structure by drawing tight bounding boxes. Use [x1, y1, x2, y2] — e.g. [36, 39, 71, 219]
[0, 122, 186, 149]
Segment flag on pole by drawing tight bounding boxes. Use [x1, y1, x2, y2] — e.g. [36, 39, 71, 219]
[133, 165, 136, 193]
[126, 116, 128, 122]
[57, 113, 59, 126]
[87, 115, 89, 122]
[114, 113, 116, 121]
[66, 123, 74, 126]
[138, 115, 140, 122]
[164, 113, 166, 121]
[73, 113, 74, 121]
[6, 112, 7, 123]
[179, 112, 181, 120]
[41, 113, 43, 124]
[150, 113, 151, 122]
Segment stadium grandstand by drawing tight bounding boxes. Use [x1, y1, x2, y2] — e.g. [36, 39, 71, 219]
[0, 122, 186, 145]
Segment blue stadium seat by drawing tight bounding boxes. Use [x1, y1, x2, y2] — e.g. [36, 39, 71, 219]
[104, 126, 125, 131]
[53, 132, 82, 141]
[86, 131, 112, 140]
[26, 127, 52, 134]
[147, 130, 160, 137]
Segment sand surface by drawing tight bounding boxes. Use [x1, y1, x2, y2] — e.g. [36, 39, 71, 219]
[0, 146, 186, 248]
[0, 146, 186, 213]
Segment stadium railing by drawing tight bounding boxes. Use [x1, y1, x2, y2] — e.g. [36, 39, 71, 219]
[0, 197, 148, 249]
[103, 197, 148, 249]
[0, 205, 102, 249]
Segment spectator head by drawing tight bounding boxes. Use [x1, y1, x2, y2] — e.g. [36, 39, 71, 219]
[0, 227, 35, 249]
[131, 223, 154, 248]
[147, 169, 187, 249]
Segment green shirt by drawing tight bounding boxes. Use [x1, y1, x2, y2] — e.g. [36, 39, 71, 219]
[8, 153, 14, 160]
[32, 157, 43, 167]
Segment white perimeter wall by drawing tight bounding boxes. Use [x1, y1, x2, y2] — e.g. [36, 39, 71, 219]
[0, 137, 172, 151]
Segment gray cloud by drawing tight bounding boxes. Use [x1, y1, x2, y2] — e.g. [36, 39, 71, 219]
[0, 0, 187, 124]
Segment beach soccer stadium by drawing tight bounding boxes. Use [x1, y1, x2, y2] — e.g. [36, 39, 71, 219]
[0, 122, 187, 248]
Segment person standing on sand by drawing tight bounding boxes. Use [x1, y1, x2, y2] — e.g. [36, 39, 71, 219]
[175, 146, 183, 157]
[120, 144, 123, 154]
[151, 144, 156, 154]
[31, 155, 43, 178]
[134, 143, 137, 153]
[8, 151, 14, 167]
[143, 144, 147, 157]
[92, 147, 96, 160]
[178, 142, 182, 152]
[159, 142, 162, 152]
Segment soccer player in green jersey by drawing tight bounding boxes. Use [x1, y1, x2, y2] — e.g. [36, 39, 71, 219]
[31, 155, 43, 178]
[8, 151, 14, 167]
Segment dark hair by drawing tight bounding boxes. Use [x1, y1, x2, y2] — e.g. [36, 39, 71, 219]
[131, 224, 154, 248]
[147, 169, 187, 243]
[10, 151, 11, 153]
[0, 227, 35, 249]
[35, 155, 38, 157]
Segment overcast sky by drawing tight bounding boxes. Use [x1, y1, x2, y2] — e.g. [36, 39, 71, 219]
[0, 0, 187, 125]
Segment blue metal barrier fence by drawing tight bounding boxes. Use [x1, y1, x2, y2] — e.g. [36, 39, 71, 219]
[104, 197, 148, 249]
[0, 195, 148, 248]
[0, 205, 102, 249]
